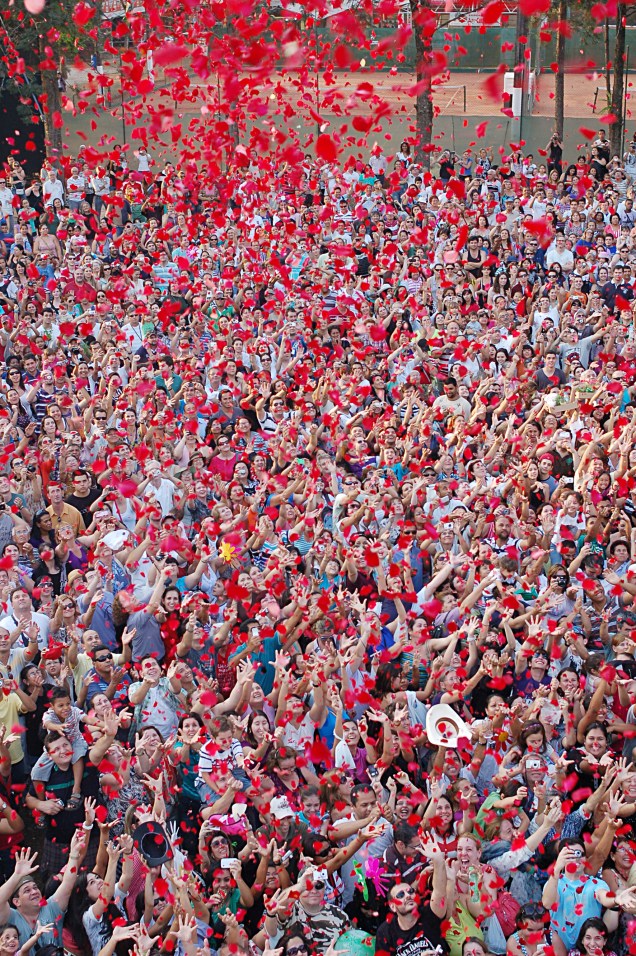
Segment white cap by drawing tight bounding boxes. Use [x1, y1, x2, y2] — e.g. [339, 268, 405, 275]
[270, 796, 294, 820]
[426, 703, 472, 749]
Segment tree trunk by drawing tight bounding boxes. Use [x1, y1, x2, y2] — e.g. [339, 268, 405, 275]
[610, 4, 626, 158]
[605, 19, 611, 105]
[554, 0, 567, 139]
[411, 0, 435, 169]
[38, 36, 63, 159]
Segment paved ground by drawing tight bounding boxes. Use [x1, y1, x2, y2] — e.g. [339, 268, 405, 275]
[58, 59, 634, 156]
[64, 58, 628, 115]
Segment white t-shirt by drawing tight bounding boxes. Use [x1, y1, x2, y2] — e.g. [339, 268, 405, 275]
[546, 246, 574, 272]
[0, 611, 50, 651]
[0, 187, 14, 218]
[43, 179, 64, 207]
[143, 478, 175, 517]
[66, 175, 86, 203]
[83, 887, 126, 956]
[281, 713, 316, 751]
[136, 151, 151, 172]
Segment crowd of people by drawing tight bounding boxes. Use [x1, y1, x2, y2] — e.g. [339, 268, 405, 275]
[0, 123, 636, 956]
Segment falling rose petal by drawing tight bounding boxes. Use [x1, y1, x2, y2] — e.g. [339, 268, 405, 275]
[153, 42, 191, 67]
[519, 0, 550, 12]
[481, 0, 505, 25]
[316, 133, 338, 162]
[482, 66, 506, 103]
[72, 2, 96, 25]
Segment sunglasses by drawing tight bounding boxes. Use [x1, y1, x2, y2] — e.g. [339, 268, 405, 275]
[287, 947, 307, 956]
[393, 887, 415, 900]
[94, 653, 112, 663]
[520, 904, 546, 920]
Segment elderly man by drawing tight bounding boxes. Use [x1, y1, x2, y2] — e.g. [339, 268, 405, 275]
[42, 168, 64, 208]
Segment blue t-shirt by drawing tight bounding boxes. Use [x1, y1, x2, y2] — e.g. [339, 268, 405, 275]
[9, 899, 64, 956]
[229, 634, 281, 695]
[91, 592, 117, 651]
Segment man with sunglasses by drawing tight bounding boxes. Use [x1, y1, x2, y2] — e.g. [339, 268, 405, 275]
[67, 626, 132, 700]
[277, 867, 349, 955]
[78, 643, 128, 708]
[376, 839, 448, 956]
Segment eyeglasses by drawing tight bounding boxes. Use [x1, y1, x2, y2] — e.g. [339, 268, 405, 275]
[94, 653, 113, 663]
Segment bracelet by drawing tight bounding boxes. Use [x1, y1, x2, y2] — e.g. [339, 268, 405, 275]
[0, 801, 7, 811]
[82, 822, 94, 831]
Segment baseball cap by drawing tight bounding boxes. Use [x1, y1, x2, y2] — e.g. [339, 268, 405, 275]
[270, 796, 294, 820]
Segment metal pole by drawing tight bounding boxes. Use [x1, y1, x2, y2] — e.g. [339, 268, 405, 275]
[314, 25, 320, 139]
[623, 45, 630, 158]
[511, 5, 526, 144]
[120, 58, 126, 144]
[517, 8, 527, 145]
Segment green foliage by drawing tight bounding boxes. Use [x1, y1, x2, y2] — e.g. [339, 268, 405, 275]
[0, 0, 86, 88]
[0, 0, 87, 132]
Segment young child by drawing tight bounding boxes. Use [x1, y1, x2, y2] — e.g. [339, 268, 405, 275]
[195, 715, 250, 809]
[30, 686, 95, 809]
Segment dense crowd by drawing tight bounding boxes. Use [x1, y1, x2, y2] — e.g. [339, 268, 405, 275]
[1, 124, 636, 956]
